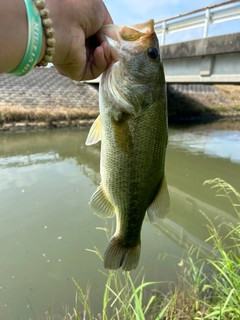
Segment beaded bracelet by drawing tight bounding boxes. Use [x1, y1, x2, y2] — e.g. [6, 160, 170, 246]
[34, 0, 56, 67]
[8, 0, 42, 76]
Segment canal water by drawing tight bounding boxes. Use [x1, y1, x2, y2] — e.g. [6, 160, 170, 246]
[0, 120, 239, 319]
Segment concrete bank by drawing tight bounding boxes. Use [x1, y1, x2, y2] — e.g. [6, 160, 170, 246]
[0, 68, 240, 131]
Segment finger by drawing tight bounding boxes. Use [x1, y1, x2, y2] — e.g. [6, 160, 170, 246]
[95, 41, 111, 68]
[82, 41, 111, 80]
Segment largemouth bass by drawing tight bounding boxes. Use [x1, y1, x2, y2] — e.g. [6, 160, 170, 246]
[86, 20, 170, 271]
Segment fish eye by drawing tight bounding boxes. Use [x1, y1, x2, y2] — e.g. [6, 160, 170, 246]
[147, 47, 159, 59]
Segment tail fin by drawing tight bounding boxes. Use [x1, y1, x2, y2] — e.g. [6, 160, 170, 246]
[104, 236, 141, 271]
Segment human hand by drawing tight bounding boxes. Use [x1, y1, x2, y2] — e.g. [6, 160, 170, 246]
[46, 0, 113, 81]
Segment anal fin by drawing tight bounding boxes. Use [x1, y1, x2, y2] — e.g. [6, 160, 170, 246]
[146, 174, 170, 224]
[89, 185, 115, 218]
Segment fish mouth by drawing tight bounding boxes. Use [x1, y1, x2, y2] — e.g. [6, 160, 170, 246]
[97, 20, 155, 61]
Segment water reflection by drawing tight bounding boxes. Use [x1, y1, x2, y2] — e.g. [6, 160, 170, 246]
[0, 152, 59, 168]
[170, 130, 240, 164]
[0, 121, 239, 319]
[155, 185, 238, 261]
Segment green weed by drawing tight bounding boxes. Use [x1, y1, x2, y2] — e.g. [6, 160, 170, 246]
[47, 178, 240, 320]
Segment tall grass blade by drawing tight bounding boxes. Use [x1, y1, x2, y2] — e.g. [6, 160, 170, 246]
[155, 294, 176, 320]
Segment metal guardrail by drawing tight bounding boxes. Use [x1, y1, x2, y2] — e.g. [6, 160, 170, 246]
[155, 0, 240, 45]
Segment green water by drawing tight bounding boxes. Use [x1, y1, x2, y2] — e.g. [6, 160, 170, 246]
[0, 121, 239, 319]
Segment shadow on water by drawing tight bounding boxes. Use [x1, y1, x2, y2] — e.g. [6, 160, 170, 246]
[0, 120, 239, 319]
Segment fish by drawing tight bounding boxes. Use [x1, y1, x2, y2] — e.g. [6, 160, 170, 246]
[86, 19, 170, 271]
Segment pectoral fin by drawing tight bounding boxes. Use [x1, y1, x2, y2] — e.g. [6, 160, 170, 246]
[85, 115, 102, 145]
[89, 185, 115, 218]
[147, 174, 170, 224]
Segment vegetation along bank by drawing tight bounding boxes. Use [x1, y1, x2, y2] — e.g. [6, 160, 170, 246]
[49, 179, 240, 319]
[0, 68, 240, 131]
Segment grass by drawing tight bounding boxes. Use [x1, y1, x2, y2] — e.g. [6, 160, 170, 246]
[2, 85, 240, 129]
[232, 105, 240, 111]
[198, 179, 240, 319]
[167, 84, 240, 122]
[71, 272, 176, 320]
[46, 178, 240, 320]
[66, 223, 177, 320]
[0, 106, 99, 126]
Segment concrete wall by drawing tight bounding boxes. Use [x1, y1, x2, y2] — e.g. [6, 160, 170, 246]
[161, 33, 240, 83]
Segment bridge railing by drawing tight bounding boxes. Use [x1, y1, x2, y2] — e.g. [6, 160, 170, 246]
[155, 0, 240, 45]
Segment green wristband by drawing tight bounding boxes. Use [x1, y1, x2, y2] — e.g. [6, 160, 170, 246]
[8, 0, 42, 76]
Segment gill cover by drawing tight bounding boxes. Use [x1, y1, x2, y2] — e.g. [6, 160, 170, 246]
[99, 20, 162, 117]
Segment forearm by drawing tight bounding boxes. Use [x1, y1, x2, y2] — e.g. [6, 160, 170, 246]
[0, 0, 45, 73]
[0, 0, 113, 80]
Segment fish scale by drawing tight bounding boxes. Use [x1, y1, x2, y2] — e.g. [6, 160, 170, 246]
[102, 102, 165, 204]
[86, 20, 170, 271]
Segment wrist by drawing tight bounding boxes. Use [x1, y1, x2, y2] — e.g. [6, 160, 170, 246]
[35, 0, 56, 67]
[37, 26, 46, 64]
[8, 0, 44, 76]
[0, 0, 28, 73]
[42, 0, 66, 65]
[6, 0, 56, 75]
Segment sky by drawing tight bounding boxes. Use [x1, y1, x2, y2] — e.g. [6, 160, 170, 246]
[104, 0, 240, 44]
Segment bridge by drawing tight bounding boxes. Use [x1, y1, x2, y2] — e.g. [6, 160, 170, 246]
[155, 0, 240, 83]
